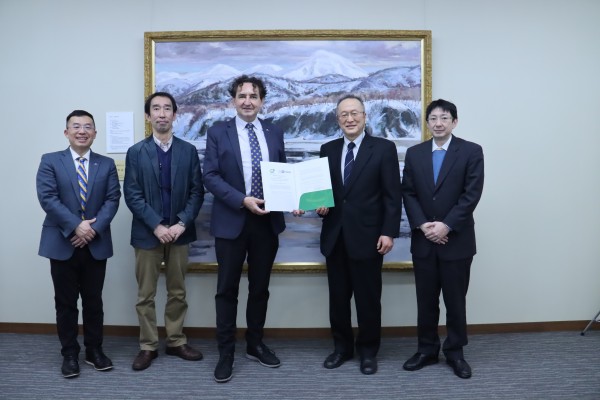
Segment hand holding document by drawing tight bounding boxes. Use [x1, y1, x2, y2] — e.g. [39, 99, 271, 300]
[260, 157, 335, 212]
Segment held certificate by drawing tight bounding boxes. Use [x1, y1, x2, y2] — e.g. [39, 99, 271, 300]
[260, 157, 335, 212]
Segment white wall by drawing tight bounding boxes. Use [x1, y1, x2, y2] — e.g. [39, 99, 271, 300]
[1, 0, 599, 329]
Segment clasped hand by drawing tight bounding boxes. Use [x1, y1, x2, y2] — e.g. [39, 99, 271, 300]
[421, 221, 449, 244]
[71, 218, 97, 248]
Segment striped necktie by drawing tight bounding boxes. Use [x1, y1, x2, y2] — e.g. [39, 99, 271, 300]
[77, 157, 88, 219]
[246, 123, 264, 199]
[343, 142, 355, 185]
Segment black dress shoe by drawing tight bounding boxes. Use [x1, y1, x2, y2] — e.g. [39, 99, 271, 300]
[360, 357, 378, 375]
[166, 344, 203, 361]
[246, 343, 281, 368]
[132, 350, 158, 371]
[85, 347, 113, 371]
[446, 358, 472, 379]
[214, 353, 234, 383]
[61, 355, 80, 379]
[323, 352, 353, 369]
[403, 352, 439, 371]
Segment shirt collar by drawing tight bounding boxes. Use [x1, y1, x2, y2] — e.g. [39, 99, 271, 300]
[431, 135, 452, 152]
[69, 147, 91, 161]
[153, 134, 173, 151]
[344, 131, 365, 148]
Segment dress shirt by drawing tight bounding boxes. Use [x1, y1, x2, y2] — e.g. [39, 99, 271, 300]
[340, 132, 365, 182]
[236, 117, 269, 196]
[69, 147, 91, 175]
[153, 134, 173, 152]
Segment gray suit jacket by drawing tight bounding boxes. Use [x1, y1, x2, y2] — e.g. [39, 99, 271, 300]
[124, 136, 204, 249]
[37, 148, 121, 261]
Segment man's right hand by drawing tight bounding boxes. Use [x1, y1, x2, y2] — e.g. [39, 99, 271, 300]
[154, 224, 174, 244]
[243, 196, 269, 215]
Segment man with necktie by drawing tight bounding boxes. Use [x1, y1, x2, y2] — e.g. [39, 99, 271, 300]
[317, 94, 402, 375]
[204, 75, 287, 383]
[401, 99, 484, 379]
[36, 110, 121, 378]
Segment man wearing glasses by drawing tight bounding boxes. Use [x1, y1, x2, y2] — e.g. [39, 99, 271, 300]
[36, 110, 121, 378]
[316, 94, 402, 375]
[401, 99, 484, 379]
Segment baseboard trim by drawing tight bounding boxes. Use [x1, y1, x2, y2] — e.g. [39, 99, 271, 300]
[1, 320, 596, 338]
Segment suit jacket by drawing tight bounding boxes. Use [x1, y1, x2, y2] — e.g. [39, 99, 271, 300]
[401, 135, 484, 260]
[124, 136, 204, 249]
[320, 134, 402, 260]
[37, 148, 121, 261]
[203, 117, 286, 239]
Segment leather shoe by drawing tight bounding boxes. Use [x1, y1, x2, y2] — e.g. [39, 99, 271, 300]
[446, 358, 472, 379]
[403, 352, 439, 371]
[61, 355, 80, 379]
[246, 343, 280, 368]
[214, 353, 234, 383]
[165, 344, 203, 361]
[323, 352, 353, 369]
[85, 347, 113, 371]
[132, 350, 158, 371]
[360, 356, 378, 375]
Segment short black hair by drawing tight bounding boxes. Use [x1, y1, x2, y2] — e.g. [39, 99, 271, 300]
[228, 75, 267, 99]
[144, 91, 178, 115]
[426, 99, 458, 121]
[336, 94, 365, 112]
[66, 110, 95, 127]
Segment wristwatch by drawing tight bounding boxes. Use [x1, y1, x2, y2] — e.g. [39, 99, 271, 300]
[177, 221, 185, 228]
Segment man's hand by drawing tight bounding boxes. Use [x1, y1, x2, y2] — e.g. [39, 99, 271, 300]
[167, 223, 186, 242]
[315, 207, 329, 216]
[243, 196, 269, 215]
[154, 224, 173, 244]
[71, 218, 97, 248]
[377, 235, 394, 255]
[421, 221, 449, 244]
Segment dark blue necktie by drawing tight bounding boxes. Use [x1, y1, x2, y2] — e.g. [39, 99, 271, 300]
[432, 148, 446, 184]
[343, 142, 355, 185]
[246, 123, 264, 199]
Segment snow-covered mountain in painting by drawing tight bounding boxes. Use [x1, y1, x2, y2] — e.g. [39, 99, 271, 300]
[157, 50, 422, 143]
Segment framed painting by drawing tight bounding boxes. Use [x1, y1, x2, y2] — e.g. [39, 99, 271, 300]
[144, 30, 432, 272]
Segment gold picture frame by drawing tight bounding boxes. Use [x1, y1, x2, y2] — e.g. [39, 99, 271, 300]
[144, 29, 432, 272]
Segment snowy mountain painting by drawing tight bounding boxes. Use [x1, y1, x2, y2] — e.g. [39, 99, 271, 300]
[151, 39, 424, 266]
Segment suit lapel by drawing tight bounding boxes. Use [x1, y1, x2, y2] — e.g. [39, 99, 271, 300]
[170, 137, 182, 186]
[434, 136, 460, 191]
[226, 118, 244, 176]
[86, 151, 101, 200]
[328, 138, 344, 194]
[260, 119, 279, 162]
[142, 137, 160, 184]
[60, 149, 80, 201]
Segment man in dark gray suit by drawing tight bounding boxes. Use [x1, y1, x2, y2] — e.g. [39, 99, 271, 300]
[401, 99, 484, 379]
[317, 94, 402, 375]
[37, 109, 121, 378]
[124, 92, 204, 371]
[204, 76, 286, 383]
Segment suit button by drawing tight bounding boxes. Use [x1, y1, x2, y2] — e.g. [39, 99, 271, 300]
[432, 196, 436, 200]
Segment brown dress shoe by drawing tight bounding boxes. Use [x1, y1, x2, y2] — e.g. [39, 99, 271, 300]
[165, 344, 203, 361]
[132, 350, 158, 371]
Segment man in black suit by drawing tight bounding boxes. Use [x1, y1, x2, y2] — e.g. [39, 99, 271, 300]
[317, 94, 402, 375]
[203, 75, 287, 383]
[401, 99, 484, 379]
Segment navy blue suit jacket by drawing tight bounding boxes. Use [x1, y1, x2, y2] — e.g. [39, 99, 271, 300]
[203, 117, 286, 239]
[319, 134, 403, 260]
[124, 136, 204, 249]
[401, 136, 484, 260]
[37, 148, 121, 261]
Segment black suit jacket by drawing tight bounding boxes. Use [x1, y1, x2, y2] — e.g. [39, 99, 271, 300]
[319, 134, 402, 260]
[401, 135, 484, 260]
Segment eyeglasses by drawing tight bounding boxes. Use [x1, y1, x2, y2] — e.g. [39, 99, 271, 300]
[69, 124, 95, 132]
[427, 116, 453, 124]
[338, 111, 365, 121]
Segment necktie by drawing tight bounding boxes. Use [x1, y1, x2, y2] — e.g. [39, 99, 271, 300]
[343, 142, 355, 185]
[77, 157, 88, 219]
[246, 123, 264, 199]
[432, 148, 446, 184]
